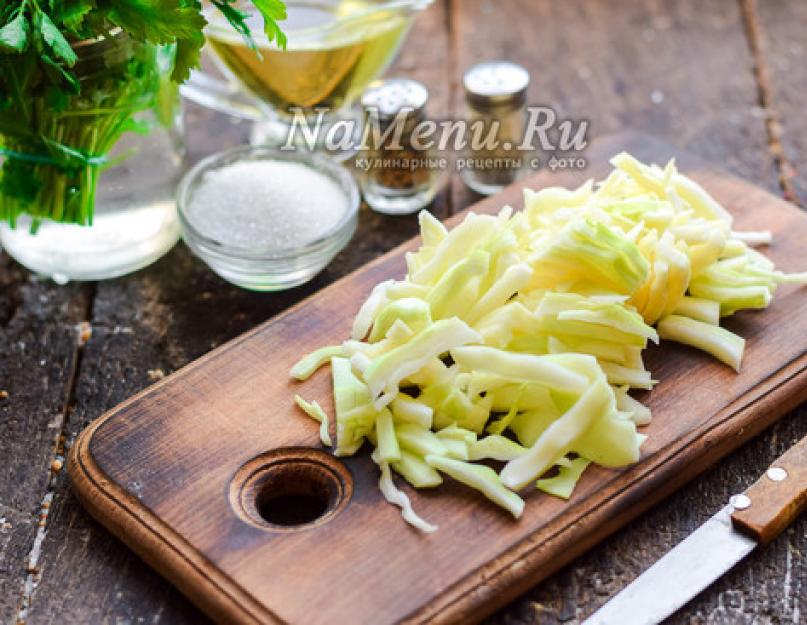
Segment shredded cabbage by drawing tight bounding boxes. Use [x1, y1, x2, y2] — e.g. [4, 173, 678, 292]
[501, 365, 614, 490]
[289, 152, 806, 531]
[536, 457, 591, 499]
[364, 318, 481, 406]
[391, 450, 443, 488]
[425, 454, 525, 519]
[290, 345, 343, 381]
[657, 315, 745, 371]
[293, 395, 332, 447]
[468, 435, 528, 461]
[373, 450, 437, 533]
[390, 393, 434, 429]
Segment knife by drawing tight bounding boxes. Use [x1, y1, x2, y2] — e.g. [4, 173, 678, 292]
[583, 433, 807, 625]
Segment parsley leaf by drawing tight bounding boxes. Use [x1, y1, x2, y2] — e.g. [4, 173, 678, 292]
[210, 0, 257, 50]
[0, 12, 29, 53]
[106, 0, 207, 44]
[172, 29, 204, 82]
[252, 0, 287, 48]
[38, 50, 80, 92]
[54, 0, 97, 37]
[35, 10, 78, 66]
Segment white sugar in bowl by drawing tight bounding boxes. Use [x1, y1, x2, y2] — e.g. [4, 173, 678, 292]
[177, 146, 359, 291]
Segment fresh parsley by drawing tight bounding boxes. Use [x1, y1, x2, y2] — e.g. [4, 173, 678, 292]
[0, 0, 286, 226]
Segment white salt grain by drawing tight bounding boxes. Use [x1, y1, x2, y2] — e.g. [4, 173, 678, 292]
[187, 160, 348, 249]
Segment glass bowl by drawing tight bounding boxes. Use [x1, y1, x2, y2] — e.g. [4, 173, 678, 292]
[177, 146, 359, 291]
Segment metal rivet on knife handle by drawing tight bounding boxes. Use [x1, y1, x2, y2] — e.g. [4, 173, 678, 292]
[731, 434, 807, 546]
[730, 494, 751, 510]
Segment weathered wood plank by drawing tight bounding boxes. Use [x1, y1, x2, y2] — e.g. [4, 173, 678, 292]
[10, 0, 804, 622]
[450, 0, 777, 210]
[0, 507, 36, 623]
[446, 0, 807, 623]
[21, 271, 213, 625]
[21, 2, 454, 622]
[753, 0, 807, 205]
[66, 136, 807, 625]
[482, 412, 807, 625]
[0, 256, 91, 622]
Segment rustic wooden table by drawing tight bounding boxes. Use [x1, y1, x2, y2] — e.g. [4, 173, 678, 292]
[1, 0, 806, 623]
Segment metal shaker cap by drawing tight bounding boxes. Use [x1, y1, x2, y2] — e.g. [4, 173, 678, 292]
[463, 61, 530, 109]
[361, 78, 429, 121]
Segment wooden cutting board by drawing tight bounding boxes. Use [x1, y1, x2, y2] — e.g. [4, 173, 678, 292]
[68, 133, 807, 625]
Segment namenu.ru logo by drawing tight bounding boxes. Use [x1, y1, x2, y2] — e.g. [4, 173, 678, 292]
[280, 106, 589, 164]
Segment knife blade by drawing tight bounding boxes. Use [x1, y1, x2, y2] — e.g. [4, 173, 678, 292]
[583, 433, 807, 625]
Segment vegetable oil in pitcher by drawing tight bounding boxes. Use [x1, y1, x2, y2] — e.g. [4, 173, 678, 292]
[205, 1, 412, 120]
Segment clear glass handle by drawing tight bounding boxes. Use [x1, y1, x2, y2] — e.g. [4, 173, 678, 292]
[180, 66, 266, 121]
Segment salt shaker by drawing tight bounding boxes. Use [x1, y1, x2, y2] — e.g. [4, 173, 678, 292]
[461, 61, 530, 195]
[358, 78, 443, 215]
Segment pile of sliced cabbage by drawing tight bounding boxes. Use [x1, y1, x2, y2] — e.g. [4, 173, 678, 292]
[291, 153, 807, 532]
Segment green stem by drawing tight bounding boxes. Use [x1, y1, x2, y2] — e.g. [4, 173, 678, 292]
[1, 40, 174, 228]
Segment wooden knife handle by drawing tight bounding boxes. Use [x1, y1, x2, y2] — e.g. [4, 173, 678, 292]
[731, 434, 807, 546]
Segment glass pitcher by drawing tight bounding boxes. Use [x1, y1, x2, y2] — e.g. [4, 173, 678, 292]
[182, 0, 433, 159]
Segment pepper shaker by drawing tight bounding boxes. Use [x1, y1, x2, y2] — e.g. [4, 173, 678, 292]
[358, 78, 443, 215]
[461, 61, 530, 195]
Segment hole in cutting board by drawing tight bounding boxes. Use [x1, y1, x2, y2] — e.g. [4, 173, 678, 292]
[255, 463, 335, 526]
[257, 492, 328, 526]
[231, 448, 352, 531]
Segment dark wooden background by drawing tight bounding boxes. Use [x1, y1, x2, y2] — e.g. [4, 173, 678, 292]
[1, 0, 805, 623]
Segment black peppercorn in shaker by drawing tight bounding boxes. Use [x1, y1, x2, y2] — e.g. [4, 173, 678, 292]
[461, 61, 530, 195]
[358, 78, 443, 215]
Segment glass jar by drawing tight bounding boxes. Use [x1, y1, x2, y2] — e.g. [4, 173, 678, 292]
[0, 33, 185, 282]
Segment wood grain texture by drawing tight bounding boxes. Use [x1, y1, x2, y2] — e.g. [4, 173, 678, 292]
[446, 6, 807, 619]
[68, 133, 807, 625]
[754, 0, 807, 206]
[450, 0, 777, 210]
[5, 1, 807, 623]
[0, 257, 91, 621]
[731, 435, 807, 546]
[16, 4, 455, 623]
